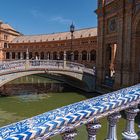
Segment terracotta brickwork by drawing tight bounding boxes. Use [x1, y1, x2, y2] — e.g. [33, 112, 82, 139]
[96, 0, 140, 89]
[2, 27, 97, 68]
[0, 21, 21, 60]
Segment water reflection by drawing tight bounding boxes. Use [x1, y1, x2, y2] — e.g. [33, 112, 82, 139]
[0, 75, 69, 96]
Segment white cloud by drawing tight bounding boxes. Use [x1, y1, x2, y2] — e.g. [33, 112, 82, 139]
[30, 9, 47, 20]
[51, 16, 72, 25]
[30, 9, 72, 25]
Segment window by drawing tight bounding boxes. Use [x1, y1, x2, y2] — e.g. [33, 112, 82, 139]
[4, 43, 8, 48]
[6, 52, 10, 59]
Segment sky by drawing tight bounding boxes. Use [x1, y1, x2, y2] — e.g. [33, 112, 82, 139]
[0, 0, 97, 35]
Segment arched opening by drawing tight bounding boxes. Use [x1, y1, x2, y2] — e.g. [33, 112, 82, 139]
[59, 51, 64, 60]
[6, 52, 10, 59]
[53, 52, 57, 60]
[74, 51, 79, 61]
[66, 51, 71, 61]
[90, 50, 96, 61]
[82, 51, 87, 61]
[35, 52, 39, 60]
[23, 52, 26, 60]
[105, 44, 117, 78]
[40, 52, 44, 59]
[18, 52, 20, 59]
[29, 52, 32, 59]
[12, 52, 15, 59]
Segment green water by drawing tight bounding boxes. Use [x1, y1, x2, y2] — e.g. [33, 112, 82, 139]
[0, 75, 139, 140]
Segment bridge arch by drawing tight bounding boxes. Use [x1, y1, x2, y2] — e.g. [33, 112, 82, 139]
[0, 60, 95, 92]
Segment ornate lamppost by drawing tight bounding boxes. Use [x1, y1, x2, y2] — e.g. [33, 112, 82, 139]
[70, 23, 75, 61]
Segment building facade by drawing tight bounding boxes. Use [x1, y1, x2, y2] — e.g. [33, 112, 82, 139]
[2, 27, 97, 68]
[0, 21, 21, 60]
[96, 0, 140, 88]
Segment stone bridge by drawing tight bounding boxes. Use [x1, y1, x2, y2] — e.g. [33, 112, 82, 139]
[0, 60, 96, 92]
[0, 84, 140, 140]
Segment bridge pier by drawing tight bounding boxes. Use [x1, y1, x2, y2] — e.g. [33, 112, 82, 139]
[122, 107, 139, 140]
[86, 121, 101, 140]
[106, 112, 121, 140]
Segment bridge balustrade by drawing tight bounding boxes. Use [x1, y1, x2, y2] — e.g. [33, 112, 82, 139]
[0, 60, 93, 76]
[0, 84, 140, 140]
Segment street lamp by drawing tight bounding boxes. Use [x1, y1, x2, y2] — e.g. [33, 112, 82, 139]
[70, 23, 75, 61]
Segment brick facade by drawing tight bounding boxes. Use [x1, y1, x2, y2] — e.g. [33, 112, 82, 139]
[96, 0, 140, 89]
[2, 26, 97, 68]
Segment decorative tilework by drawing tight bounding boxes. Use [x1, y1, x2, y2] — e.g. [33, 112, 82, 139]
[0, 84, 140, 140]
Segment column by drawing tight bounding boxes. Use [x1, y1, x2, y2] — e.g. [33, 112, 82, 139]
[122, 107, 139, 140]
[88, 53, 91, 62]
[62, 129, 77, 140]
[86, 121, 101, 140]
[10, 52, 12, 60]
[26, 48, 29, 60]
[47, 53, 50, 60]
[20, 52, 23, 60]
[63, 51, 66, 68]
[15, 52, 18, 60]
[106, 112, 121, 140]
[78, 52, 82, 62]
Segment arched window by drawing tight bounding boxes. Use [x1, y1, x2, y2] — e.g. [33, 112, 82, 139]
[4, 43, 8, 48]
[59, 52, 64, 60]
[6, 52, 10, 59]
[66, 51, 71, 61]
[82, 51, 87, 60]
[18, 52, 20, 59]
[40, 52, 44, 59]
[53, 52, 57, 60]
[12, 52, 15, 59]
[74, 51, 79, 61]
[29, 52, 32, 59]
[90, 50, 96, 61]
[23, 52, 26, 59]
[35, 52, 39, 59]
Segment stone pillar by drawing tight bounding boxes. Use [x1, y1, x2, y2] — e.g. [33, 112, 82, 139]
[63, 51, 66, 68]
[106, 112, 121, 140]
[20, 52, 23, 60]
[47, 53, 50, 60]
[86, 121, 101, 140]
[26, 48, 29, 60]
[62, 129, 77, 140]
[15, 52, 18, 60]
[122, 107, 139, 140]
[9, 52, 12, 60]
[79, 53, 82, 61]
[88, 53, 91, 62]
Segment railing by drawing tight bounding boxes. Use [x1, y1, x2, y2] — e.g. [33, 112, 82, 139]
[0, 84, 140, 140]
[0, 60, 95, 75]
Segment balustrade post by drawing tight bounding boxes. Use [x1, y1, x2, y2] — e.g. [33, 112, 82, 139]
[122, 107, 139, 140]
[62, 128, 77, 140]
[86, 121, 101, 140]
[106, 112, 121, 140]
[63, 51, 66, 69]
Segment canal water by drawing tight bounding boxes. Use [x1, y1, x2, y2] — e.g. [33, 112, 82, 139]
[0, 74, 139, 139]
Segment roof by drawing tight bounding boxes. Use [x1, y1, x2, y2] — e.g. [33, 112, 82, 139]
[0, 23, 15, 31]
[11, 27, 97, 43]
[0, 21, 21, 35]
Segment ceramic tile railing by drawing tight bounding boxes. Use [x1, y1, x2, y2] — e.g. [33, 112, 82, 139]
[0, 84, 140, 140]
